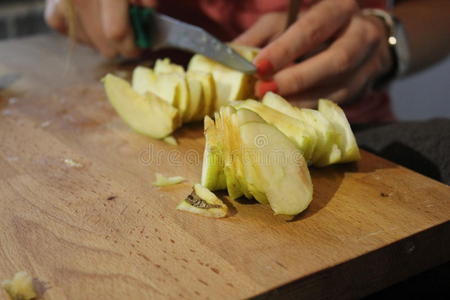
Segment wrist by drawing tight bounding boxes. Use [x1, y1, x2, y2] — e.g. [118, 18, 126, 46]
[362, 8, 411, 88]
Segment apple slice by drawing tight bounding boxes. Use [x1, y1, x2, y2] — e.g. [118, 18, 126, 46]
[219, 107, 254, 200]
[230, 44, 260, 61]
[236, 107, 265, 125]
[188, 54, 253, 110]
[132, 71, 177, 106]
[187, 71, 216, 120]
[2, 271, 37, 300]
[261, 92, 339, 165]
[184, 74, 203, 122]
[216, 106, 244, 200]
[103, 74, 180, 139]
[234, 100, 317, 163]
[240, 122, 313, 215]
[318, 99, 360, 163]
[300, 108, 342, 166]
[177, 184, 228, 218]
[154, 58, 185, 74]
[235, 109, 268, 204]
[132, 66, 157, 96]
[201, 116, 226, 191]
[132, 65, 187, 117]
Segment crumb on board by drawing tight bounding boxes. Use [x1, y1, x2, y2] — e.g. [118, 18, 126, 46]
[64, 158, 83, 168]
[163, 136, 178, 146]
[2, 271, 37, 300]
[153, 173, 185, 187]
[380, 192, 393, 197]
[40, 121, 51, 128]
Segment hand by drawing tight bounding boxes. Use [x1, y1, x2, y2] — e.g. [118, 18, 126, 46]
[45, 0, 156, 58]
[234, 0, 392, 107]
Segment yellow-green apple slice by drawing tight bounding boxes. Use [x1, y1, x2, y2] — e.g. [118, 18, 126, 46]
[103, 74, 180, 139]
[261, 92, 340, 165]
[318, 99, 360, 163]
[235, 109, 268, 204]
[177, 184, 228, 218]
[240, 122, 313, 215]
[229, 44, 260, 61]
[220, 107, 253, 199]
[187, 71, 216, 120]
[234, 99, 317, 163]
[174, 75, 189, 121]
[151, 73, 189, 119]
[300, 108, 342, 166]
[188, 54, 253, 110]
[217, 106, 243, 200]
[184, 73, 204, 122]
[132, 71, 177, 107]
[201, 116, 226, 191]
[132, 66, 157, 96]
[236, 107, 265, 124]
[154, 58, 185, 74]
[2, 271, 37, 300]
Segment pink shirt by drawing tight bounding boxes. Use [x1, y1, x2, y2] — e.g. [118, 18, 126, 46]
[158, 0, 395, 123]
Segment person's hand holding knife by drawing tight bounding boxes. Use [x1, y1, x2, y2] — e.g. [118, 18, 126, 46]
[45, 0, 155, 58]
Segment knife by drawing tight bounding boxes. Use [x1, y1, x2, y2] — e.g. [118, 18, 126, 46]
[129, 6, 256, 74]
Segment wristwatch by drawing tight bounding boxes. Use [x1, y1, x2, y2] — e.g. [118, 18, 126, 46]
[362, 8, 411, 85]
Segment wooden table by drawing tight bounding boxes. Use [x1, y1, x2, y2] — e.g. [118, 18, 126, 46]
[0, 34, 449, 300]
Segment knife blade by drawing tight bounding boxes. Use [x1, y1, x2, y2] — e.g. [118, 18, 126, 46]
[130, 6, 256, 74]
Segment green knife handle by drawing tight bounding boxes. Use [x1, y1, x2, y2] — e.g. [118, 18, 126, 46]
[130, 5, 155, 49]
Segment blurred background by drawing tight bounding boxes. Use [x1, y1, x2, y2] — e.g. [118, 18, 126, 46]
[1, 0, 449, 120]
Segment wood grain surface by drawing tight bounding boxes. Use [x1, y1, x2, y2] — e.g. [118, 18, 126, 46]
[0, 35, 449, 300]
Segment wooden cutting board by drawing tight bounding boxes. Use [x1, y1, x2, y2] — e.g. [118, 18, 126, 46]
[0, 35, 449, 300]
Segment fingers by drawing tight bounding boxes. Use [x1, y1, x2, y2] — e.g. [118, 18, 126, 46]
[45, 0, 143, 59]
[254, 12, 392, 107]
[284, 42, 388, 107]
[233, 12, 286, 47]
[272, 15, 380, 96]
[254, 0, 359, 77]
[45, 0, 67, 34]
[100, 0, 140, 58]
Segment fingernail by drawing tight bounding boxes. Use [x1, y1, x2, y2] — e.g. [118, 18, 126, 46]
[256, 59, 274, 78]
[256, 80, 278, 98]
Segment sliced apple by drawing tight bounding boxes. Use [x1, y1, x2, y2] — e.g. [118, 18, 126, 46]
[201, 116, 226, 191]
[300, 108, 342, 166]
[154, 58, 185, 74]
[318, 99, 360, 163]
[235, 109, 268, 204]
[177, 184, 228, 218]
[188, 54, 253, 110]
[103, 74, 180, 139]
[261, 92, 338, 165]
[220, 107, 255, 200]
[236, 107, 265, 125]
[132, 66, 157, 96]
[234, 99, 317, 163]
[240, 122, 313, 215]
[2, 271, 37, 300]
[216, 106, 244, 200]
[184, 73, 204, 123]
[230, 44, 260, 61]
[187, 71, 216, 120]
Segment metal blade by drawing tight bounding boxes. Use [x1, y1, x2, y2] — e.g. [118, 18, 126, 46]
[151, 14, 256, 74]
